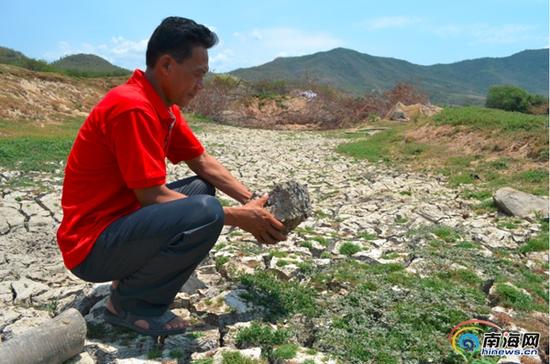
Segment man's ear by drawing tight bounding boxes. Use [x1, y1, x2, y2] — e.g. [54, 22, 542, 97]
[157, 55, 172, 75]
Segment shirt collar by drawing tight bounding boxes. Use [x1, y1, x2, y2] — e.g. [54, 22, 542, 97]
[128, 69, 175, 124]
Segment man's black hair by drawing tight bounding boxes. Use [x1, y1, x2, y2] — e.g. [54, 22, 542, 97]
[146, 17, 218, 67]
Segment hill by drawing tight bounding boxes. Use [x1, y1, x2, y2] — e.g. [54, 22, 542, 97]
[0, 63, 126, 122]
[0, 46, 131, 77]
[230, 48, 549, 105]
[51, 53, 131, 76]
[0, 46, 29, 64]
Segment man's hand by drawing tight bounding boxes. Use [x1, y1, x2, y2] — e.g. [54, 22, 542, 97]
[224, 194, 287, 244]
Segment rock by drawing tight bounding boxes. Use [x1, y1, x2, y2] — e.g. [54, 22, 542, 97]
[493, 188, 549, 221]
[192, 289, 264, 327]
[10, 279, 49, 304]
[293, 346, 338, 363]
[384, 102, 442, 122]
[269, 257, 301, 280]
[0, 281, 13, 303]
[64, 283, 110, 315]
[65, 352, 95, 364]
[265, 180, 312, 234]
[181, 271, 209, 294]
[0, 309, 21, 332]
[164, 326, 220, 353]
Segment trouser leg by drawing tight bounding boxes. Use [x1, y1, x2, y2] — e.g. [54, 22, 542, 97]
[71, 177, 223, 316]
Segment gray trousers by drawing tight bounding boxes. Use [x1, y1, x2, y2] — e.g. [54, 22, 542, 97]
[71, 176, 224, 316]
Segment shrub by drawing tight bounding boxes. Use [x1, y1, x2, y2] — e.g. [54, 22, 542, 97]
[486, 85, 530, 113]
[339, 242, 361, 256]
[235, 322, 290, 348]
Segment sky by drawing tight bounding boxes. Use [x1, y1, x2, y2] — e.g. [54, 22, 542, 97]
[1, 0, 548, 73]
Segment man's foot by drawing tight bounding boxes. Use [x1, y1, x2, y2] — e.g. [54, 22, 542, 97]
[105, 298, 187, 331]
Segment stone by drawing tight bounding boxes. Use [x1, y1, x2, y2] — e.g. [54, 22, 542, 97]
[493, 187, 549, 221]
[192, 289, 264, 326]
[10, 279, 49, 304]
[0, 309, 22, 332]
[64, 283, 110, 315]
[269, 257, 301, 280]
[265, 180, 312, 234]
[181, 271, 209, 294]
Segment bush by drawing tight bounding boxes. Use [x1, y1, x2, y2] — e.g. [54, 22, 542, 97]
[486, 85, 530, 113]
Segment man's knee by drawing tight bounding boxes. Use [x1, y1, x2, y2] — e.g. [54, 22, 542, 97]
[192, 195, 224, 230]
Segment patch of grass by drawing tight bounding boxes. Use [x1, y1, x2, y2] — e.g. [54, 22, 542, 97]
[430, 225, 462, 243]
[0, 136, 74, 172]
[269, 250, 288, 258]
[314, 209, 330, 219]
[312, 260, 486, 363]
[300, 241, 313, 249]
[320, 251, 331, 259]
[147, 348, 162, 359]
[493, 284, 533, 311]
[185, 331, 205, 339]
[218, 197, 234, 207]
[473, 198, 498, 213]
[169, 348, 184, 359]
[394, 216, 408, 224]
[294, 226, 315, 234]
[239, 271, 319, 319]
[454, 241, 480, 250]
[461, 189, 492, 201]
[433, 106, 548, 132]
[235, 322, 290, 348]
[519, 220, 549, 253]
[487, 158, 510, 170]
[86, 322, 108, 339]
[496, 219, 521, 230]
[276, 259, 289, 267]
[297, 261, 315, 275]
[222, 351, 264, 364]
[215, 255, 230, 270]
[271, 344, 299, 360]
[517, 169, 548, 183]
[381, 251, 400, 260]
[312, 236, 329, 246]
[358, 231, 376, 240]
[402, 141, 428, 156]
[192, 359, 214, 364]
[339, 242, 360, 256]
[336, 129, 398, 163]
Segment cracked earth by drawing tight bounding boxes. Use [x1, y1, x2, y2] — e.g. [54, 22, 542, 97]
[0, 122, 547, 363]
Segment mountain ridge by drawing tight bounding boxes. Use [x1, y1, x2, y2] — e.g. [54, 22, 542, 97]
[230, 47, 549, 105]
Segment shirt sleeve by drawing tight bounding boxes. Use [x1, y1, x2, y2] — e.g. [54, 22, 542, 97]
[108, 109, 166, 189]
[167, 107, 205, 164]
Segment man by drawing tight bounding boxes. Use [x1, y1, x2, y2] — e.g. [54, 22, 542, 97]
[57, 17, 286, 336]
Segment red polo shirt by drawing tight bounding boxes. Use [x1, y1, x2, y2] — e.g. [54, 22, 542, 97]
[57, 70, 205, 269]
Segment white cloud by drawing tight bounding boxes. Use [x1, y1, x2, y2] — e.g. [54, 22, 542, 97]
[210, 27, 344, 72]
[434, 23, 539, 44]
[363, 16, 421, 29]
[43, 27, 344, 73]
[43, 37, 148, 69]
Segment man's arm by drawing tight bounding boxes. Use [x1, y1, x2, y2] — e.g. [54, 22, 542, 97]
[185, 151, 252, 204]
[134, 185, 186, 206]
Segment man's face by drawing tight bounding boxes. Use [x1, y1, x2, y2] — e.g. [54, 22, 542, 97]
[164, 46, 209, 107]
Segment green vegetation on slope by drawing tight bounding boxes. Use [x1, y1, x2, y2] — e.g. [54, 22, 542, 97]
[231, 48, 549, 105]
[0, 46, 130, 77]
[337, 106, 548, 197]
